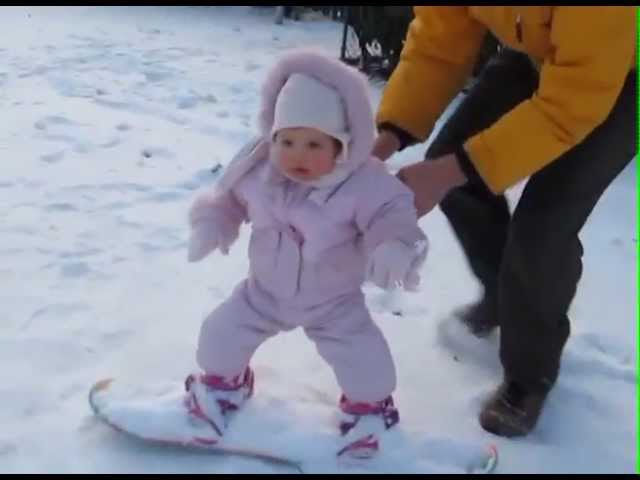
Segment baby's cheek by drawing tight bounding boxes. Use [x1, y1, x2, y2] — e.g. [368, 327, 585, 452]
[275, 150, 291, 167]
[317, 154, 337, 174]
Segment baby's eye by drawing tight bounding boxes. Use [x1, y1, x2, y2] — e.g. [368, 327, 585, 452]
[281, 139, 294, 147]
[308, 142, 321, 149]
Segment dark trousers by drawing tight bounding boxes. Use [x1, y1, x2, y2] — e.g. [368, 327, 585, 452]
[425, 48, 637, 392]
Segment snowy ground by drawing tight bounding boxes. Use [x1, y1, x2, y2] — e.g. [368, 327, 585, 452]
[0, 6, 636, 474]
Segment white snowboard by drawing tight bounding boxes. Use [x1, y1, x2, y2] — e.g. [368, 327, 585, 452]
[89, 377, 499, 474]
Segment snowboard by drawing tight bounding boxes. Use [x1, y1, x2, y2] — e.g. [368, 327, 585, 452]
[89, 377, 498, 474]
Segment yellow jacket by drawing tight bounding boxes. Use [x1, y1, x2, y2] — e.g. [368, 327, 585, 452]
[376, 6, 636, 193]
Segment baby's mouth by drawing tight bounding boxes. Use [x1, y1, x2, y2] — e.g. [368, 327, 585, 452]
[291, 167, 310, 176]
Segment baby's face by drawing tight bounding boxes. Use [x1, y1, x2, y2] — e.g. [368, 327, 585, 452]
[272, 128, 341, 182]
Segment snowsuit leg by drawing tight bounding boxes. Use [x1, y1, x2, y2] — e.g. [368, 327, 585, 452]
[304, 293, 397, 403]
[197, 281, 281, 379]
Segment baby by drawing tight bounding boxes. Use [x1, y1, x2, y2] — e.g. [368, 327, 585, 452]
[185, 49, 428, 458]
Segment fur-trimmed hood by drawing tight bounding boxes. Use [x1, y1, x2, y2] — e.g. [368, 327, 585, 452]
[214, 48, 376, 197]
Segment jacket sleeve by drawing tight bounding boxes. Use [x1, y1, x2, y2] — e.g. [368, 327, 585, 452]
[464, 6, 636, 193]
[376, 6, 486, 142]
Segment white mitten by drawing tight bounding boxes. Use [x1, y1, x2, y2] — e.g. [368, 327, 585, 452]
[367, 239, 428, 291]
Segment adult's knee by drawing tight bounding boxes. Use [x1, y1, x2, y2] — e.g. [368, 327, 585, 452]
[501, 210, 584, 310]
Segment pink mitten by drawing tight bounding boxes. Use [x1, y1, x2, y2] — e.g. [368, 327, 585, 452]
[187, 192, 243, 262]
[188, 222, 225, 262]
[367, 239, 429, 291]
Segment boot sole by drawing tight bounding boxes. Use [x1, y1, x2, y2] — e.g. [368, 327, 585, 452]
[479, 409, 532, 438]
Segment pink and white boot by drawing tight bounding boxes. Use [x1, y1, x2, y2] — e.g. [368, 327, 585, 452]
[337, 395, 400, 459]
[184, 367, 255, 445]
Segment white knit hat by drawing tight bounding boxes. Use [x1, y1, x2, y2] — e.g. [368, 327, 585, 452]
[271, 73, 351, 163]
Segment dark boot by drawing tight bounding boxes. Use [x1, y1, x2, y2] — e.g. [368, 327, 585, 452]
[479, 380, 549, 437]
[454, 295, 498, 338]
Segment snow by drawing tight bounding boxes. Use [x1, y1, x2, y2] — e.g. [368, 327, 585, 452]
[1, 6, 636, 474]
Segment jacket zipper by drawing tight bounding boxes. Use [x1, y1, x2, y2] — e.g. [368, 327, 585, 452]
[515, 13, 523, 43]
[289, 225, 303, 295]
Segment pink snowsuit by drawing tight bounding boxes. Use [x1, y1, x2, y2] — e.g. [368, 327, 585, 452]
[189, 50, 427, 404]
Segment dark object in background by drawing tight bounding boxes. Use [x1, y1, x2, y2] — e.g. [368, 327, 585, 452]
[340, 6, 413, 78]
[274, 6, 342, 24]
[339, 7, 499, 82]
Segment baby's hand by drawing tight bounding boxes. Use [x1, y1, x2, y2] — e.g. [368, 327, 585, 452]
[187, 191, 242, 262]
[188, 222, 228, 262]
[366, 239, 428, 291]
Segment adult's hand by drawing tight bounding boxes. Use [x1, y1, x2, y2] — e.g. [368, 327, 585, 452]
[397, 153, 468, 217]
[372, 130, 402, 162]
